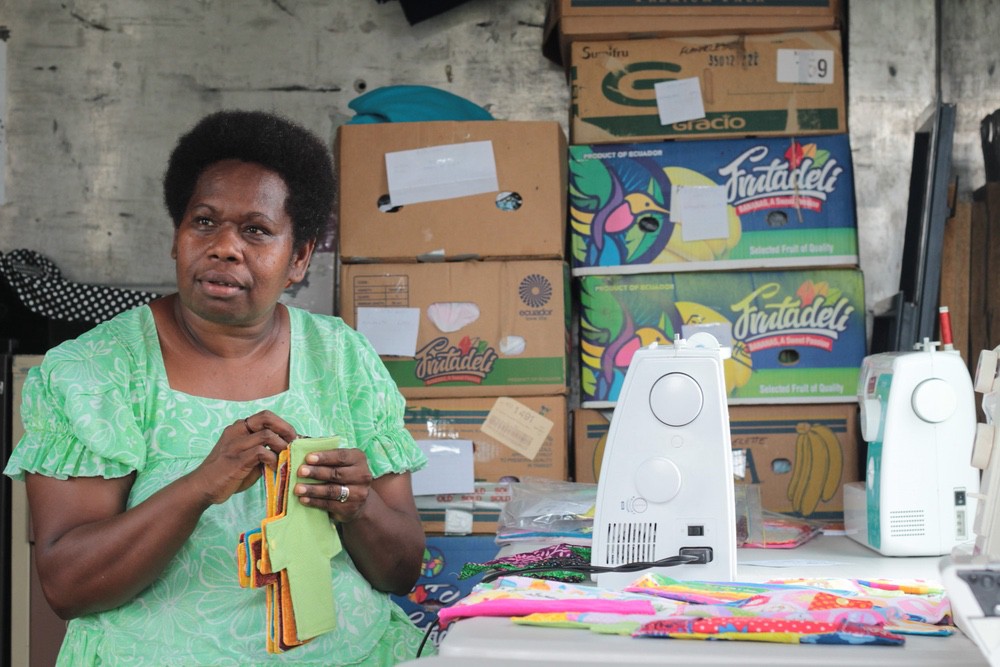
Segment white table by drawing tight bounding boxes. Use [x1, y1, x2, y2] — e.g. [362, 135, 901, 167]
[402, 535, 989, 666]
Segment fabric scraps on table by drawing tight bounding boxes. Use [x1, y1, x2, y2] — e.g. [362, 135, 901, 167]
[440, 567, 956, 646]
[742, 515, 822, 549]
[459, 543, 593, 583]
[436, 575, 676, 628]
[633, 616, 904, 645]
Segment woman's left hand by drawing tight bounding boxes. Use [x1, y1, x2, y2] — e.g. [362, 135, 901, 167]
[293, 447, 372, 521]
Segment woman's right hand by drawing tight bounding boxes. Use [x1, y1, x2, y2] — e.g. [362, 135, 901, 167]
[188, 409, 299, 505]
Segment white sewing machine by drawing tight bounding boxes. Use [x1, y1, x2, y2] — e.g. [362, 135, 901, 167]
[590, 334, 736, 589]
[845, 339, 980, 556]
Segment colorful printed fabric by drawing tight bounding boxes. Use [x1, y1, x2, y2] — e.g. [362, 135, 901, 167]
[633, 616, 904, 645]
[436, 575, 679, 628]
[626, 574, 953, 637]
[459, 544, 592, 582]
[442, 572, 956, 646]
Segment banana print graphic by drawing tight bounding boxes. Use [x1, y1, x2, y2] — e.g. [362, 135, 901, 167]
[788, 422, 844, 516]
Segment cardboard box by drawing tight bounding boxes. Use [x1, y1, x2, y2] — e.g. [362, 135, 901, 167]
[414, 482, 513, 535]
[569, 134, 858, 275]
[543, 0, 842, 66]
[339, 260, 569, 398]
[571, 30, 846, 144]
[577, 268, 867, 406]
[336, 121, 568, 263]
[391, 534, 498, 649]
[406, 395, 569, 484]
[573, 404, 862, 520]
[572, 407, 612, 484]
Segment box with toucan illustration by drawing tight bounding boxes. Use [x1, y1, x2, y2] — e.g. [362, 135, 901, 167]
[577, 268, 866, 406]
[569, 134, 858, 275]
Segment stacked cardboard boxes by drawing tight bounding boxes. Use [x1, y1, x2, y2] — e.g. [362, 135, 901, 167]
[551, 0, 864, 520]
[335, 120, 572, 535]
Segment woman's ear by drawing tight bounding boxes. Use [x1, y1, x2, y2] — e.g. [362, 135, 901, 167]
[287, 238, 316, 286]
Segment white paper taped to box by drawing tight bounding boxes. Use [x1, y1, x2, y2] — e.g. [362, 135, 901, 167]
[427, 302, 480, 333]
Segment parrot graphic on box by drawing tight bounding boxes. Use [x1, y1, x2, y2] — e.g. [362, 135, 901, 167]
[580, 286, 681, 402]
[571, 156, 676, 267]
[571, 156, 743, 269]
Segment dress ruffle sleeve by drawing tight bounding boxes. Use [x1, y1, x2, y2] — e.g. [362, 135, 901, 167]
[339, 324, 428, 478]
[4, 317, 148, 481]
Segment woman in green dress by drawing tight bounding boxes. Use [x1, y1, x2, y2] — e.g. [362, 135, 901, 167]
[4, 110, 431, 665]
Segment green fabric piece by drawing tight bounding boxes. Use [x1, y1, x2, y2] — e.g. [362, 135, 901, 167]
[263, 437, 343, 640]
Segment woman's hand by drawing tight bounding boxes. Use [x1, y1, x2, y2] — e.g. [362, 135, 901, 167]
[292, 447, 425, 594]
[293, 447, 373, 521]
[190, 409, 299, 505]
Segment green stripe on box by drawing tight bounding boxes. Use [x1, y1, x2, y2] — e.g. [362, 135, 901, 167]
[385, 358, 565, 388]
[731, 368, 860, 401]
[731, 228, 858, 260]
[580, 109, 841, 138]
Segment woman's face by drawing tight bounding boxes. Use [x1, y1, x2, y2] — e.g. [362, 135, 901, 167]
[171, 159, 314, 327]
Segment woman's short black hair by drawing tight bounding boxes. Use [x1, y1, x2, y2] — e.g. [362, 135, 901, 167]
[163, 110, 335, 248]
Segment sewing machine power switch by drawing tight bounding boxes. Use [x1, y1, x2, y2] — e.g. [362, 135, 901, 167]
[911, 377, 957, 423]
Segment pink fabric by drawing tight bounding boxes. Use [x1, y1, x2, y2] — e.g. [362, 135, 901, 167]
[436, 598, 657, 627]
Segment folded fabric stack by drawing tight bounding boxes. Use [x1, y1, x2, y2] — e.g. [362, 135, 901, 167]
[237, 438, 343, 653]
[440, 556, 955, 647]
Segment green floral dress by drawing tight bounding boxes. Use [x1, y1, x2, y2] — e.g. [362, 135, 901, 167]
[4, 305, 431, 666]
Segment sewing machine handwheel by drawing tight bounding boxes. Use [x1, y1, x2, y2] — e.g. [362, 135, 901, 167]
[975, 349, 999, 394]
[649, 373, 703, 427]
[972, 423, 995, 470]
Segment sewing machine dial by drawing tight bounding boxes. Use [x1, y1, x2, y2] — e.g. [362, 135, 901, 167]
[649, 372, 703, 427]
[911, 377, 956, 423]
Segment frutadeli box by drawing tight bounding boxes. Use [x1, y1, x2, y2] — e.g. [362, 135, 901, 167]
[572, 404, 861, 520]
[569, 134, 858, 274]
[577, 268, 866, 406]
[404, 395, 569, 484]
[570, 30, 846, 144]
[339, 260, 569, 398]
[336, 121, 567, 263]
[543, 0, 842, 67]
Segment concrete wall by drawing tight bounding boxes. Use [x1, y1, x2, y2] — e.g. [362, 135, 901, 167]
[1, 0, 999, 322]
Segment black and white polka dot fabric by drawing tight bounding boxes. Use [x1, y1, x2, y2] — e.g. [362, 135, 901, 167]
[0, 249, 162, 324]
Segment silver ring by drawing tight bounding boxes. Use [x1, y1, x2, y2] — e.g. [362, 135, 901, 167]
[336, 485, 350, 503]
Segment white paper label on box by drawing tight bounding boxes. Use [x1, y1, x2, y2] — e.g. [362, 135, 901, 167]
[671, 184, 729, 242]
[480, 397, 554, 461]
[427, 301, 480, 333]
[776, 49, 835, 85]
[732, 449, 747, 480]
[356, 307, 419, 356]
[385, 140, 499, 206]
[682, 321, 733, 349]
[410, 439, 475, 496]
[654, 78, 706, 126]
[443, 508, 474, 535]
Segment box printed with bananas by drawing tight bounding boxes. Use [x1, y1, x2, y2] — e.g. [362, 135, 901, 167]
[569, 134, 857, 275]
[577, 268, 866, 406]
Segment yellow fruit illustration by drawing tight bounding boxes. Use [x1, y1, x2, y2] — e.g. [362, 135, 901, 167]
[674, 301, 752, 394]
[651, 167, 741, 264]
[788, 422, 844, 516]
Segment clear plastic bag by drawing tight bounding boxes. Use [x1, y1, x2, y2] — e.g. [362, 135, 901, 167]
[496, 478, 597, 545]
